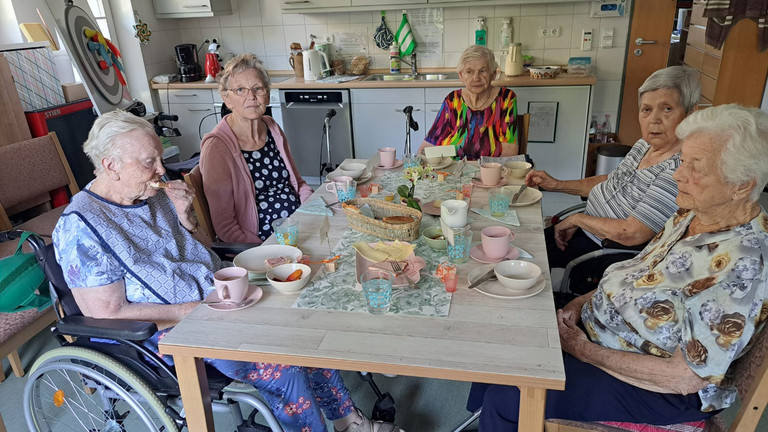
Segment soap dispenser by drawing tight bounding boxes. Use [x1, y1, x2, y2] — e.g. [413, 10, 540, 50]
[475, 17, 487, 46]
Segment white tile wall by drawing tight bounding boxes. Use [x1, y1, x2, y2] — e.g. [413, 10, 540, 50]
[138, 0, 632, 133]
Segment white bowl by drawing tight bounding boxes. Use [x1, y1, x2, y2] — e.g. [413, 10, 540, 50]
[504, 161, 532, 178]
[266, 263, 312, 293]
[339, 162, 366, 179]
[493, 260, 541, 290]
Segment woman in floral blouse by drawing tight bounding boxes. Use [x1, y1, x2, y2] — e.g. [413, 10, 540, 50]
[470, 104, 768, 429]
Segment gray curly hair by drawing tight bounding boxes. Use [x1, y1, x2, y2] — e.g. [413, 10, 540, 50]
[83, 109, 156, 174]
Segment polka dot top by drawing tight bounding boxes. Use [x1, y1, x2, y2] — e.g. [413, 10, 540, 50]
[241, 128, 300, 240]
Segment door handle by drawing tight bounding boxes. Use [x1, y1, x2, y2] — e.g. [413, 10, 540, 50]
[635, 38, 656, 46]
[393, 108, 420, 112]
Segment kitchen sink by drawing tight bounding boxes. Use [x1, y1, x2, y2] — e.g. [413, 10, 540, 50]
[362, 73, 460, 81]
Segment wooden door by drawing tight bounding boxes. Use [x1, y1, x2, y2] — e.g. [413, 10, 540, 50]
[617, 0, 678, 146]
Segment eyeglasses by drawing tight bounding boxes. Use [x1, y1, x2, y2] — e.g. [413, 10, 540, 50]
[228, 86, 268, 97]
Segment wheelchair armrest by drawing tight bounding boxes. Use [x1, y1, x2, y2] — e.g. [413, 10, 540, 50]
[601, 239, 648, 251]
[210, 241, 258, 260]
[550, 203, 586, 225]
[56, 315, 159, 341]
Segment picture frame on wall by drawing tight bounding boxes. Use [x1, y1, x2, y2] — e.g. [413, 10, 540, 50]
[527, 101, 559, 143]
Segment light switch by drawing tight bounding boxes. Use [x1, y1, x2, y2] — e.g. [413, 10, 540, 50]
[581, 29, 593, 51]
[600, 27, 614, 48]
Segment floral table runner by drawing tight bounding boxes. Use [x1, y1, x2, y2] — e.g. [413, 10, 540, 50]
[293, 227, 455, 317]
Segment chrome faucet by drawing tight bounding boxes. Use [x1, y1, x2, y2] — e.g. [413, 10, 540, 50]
[400, 53, 418, 76]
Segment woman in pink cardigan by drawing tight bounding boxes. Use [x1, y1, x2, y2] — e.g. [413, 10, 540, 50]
[200, 54, 314, 243]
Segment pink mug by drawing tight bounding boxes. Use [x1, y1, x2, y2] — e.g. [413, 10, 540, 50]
[213, 267, 249, 303]
[379, 147, 396, 168]
[480, 163, 509, 186]
[481, 226, 513, 259]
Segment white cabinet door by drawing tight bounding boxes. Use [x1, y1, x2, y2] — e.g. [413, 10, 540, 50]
[352, 0, 425, 5]
[153, 0, 232, 18]
[158, 103, 218, 160]
[281, 0, 350, 10]
[351, 89, 425, 159]
[424, 103, 443, 135]
[511, 86, 590, 181]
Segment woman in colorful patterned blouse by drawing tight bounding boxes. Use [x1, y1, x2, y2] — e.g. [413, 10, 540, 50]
[471, 104, 768, 429]
[416, 45, 518, 159]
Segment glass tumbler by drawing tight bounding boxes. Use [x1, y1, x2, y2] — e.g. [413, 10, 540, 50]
[447, 226, 473, 264]
[360, 269, 394, 314]
[273, 217, 299, 246]
[489, 187, 511, 217]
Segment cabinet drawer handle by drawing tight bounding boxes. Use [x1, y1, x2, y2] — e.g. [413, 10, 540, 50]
[393, 108, 421, 112]
[285, 0, 310, 4]
[430, 109, 440, 112]
[182, 5, 210, 9]
[174, 94, 199, 97]
[188, 108, 212, 112]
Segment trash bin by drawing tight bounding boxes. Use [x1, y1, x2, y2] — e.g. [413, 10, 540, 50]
[595, 144, 630, 176]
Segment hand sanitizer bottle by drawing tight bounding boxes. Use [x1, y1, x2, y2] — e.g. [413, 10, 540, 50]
[475, 17, 487, 46]
[500, 18, 512, 49]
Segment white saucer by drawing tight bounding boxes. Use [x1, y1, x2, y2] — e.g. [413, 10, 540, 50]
[467, 264, 545, 299]
[421, 201, 441, 216]
[469, 245, 520, 264]
[424, 156, 453, 170]
[471, 177, 508, 188]
[377, 159, 404, 169]
[327, 170, 373, 183]
[204, 285, 263, 311]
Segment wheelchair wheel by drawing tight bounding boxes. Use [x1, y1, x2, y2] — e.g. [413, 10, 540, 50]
[24, 346, 179, 431]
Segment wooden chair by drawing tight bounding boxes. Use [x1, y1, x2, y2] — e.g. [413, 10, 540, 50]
[517, 113, 530, 155]
[0, 132, 77, 395]
[183, 165, 255, 257]
[545, 321, 768, 432]
[0, 132, 79, 257]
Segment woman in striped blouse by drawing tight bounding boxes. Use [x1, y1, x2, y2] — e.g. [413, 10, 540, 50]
[416, 45, 518, 159]
[525, 66, 701, 274]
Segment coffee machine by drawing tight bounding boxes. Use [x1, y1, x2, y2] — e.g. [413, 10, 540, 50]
[175, 44, 202, 82]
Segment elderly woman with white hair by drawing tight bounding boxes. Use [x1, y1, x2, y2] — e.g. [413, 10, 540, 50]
[416, 45, 518, 159]
[471, 104, 768, 429]
[52, 110, 404, 432]
[526, 66, 701, 281]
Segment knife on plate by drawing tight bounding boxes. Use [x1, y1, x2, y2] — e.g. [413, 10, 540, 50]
[468, 268, 496, 289]
[511, 185, 528, 204]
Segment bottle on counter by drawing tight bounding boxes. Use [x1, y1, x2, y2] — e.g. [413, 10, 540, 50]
[389, 42, 401, 74]
[600, 114, 612, 143]
[500, 18, 512, 49]
[475, 17, 487, 46]
[589, 115, 598, 141]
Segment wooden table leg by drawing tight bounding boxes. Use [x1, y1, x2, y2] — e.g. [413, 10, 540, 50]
[174, 355, 215, 432]
[519, 387, 547, 431]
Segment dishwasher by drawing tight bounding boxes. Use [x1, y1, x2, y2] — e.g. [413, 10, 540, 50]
[279, 89, 353, 185]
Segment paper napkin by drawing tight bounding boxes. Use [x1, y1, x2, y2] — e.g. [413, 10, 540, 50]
[352, 241, 415, 262]
[470, 208, 520, 226]
[296, 195, 333, 216]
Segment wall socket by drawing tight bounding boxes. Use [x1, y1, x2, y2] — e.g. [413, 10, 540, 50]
[539, 26, 561, 38]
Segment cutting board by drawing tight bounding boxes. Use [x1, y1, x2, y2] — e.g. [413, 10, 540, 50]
[0, 55, 32, 147]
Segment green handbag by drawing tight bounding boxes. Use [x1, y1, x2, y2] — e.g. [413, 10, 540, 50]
[0, 231, 52, 313]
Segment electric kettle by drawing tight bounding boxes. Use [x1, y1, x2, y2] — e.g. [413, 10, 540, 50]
[504, 43, 523, 77]
[302, 49, 330, 81]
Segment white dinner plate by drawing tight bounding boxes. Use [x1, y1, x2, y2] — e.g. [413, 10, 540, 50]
[501, 185, 544, 207]
[233, 245, 303, 279]
[467, 264, 545, 299]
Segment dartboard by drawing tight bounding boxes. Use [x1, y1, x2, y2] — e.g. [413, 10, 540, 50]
[65, 3, 122, 105]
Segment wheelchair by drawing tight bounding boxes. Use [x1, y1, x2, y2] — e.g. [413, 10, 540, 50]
[2, 230, 283, 432]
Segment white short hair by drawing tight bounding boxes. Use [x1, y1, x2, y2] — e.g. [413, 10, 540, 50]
[638, 66, 701, 114]
[456, 45, 498, 75]
[676, 104, 768, 201]
[83, 110, 156, 174]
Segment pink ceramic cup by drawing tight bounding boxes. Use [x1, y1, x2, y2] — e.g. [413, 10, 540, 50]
[480, 163, 509, 186]
[379, 147, 396, 168]
[481, 226, 514, 259]
[213, 267, 249, 303]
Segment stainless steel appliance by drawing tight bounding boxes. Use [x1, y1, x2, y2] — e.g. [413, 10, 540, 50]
[175, 43, 202, 83]
[279, 89, 353, 185]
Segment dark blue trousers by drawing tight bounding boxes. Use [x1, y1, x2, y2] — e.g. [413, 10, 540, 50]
[468, 353, 715, 431]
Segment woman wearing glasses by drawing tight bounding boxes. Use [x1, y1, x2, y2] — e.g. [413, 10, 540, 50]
[200, 54, 313, 243]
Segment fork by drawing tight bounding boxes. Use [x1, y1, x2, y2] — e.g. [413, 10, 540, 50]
[389, 260, 418, 289]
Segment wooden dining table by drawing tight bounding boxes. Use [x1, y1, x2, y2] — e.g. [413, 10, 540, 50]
[159, 160, 566, 431]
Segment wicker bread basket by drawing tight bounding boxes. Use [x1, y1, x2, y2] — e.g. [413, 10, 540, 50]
[342, 198, 422, 241]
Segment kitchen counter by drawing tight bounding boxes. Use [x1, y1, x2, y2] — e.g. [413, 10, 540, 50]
[150, 69, 595, 90]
